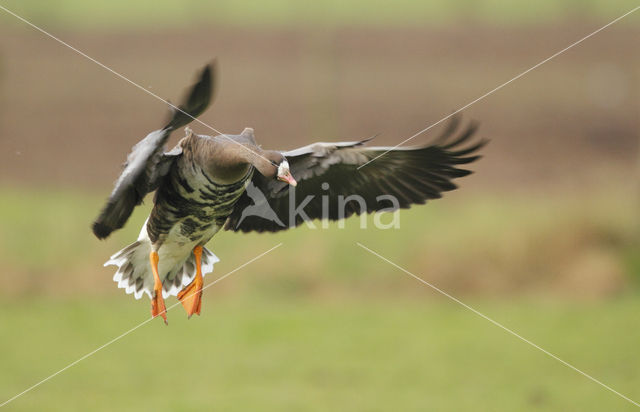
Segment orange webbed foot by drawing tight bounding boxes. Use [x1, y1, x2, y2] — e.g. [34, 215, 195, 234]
[178, 245, 204, 318]
[151, 291, 168, 325]
[149, 250, 168, 325]
[178, 279, 202, 318]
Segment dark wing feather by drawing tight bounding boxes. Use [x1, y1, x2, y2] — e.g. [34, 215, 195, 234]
[163, 64, 214, 130]
[225, 117, 486, 233]
[92, 64, 213, 239]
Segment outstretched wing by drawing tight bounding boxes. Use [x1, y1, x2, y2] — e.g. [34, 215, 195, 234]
[92, 64, 214, 239]
[225, 116, 486, 233]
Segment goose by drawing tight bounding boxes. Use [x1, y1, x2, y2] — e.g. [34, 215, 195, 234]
[93, 63, 486, 323]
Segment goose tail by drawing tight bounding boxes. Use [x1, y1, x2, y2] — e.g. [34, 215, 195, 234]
[104, 240, 219, 300]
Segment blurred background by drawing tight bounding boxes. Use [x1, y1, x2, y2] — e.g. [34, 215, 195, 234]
[0, 1, 639, 410]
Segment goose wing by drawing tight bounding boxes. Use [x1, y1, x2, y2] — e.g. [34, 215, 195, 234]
[92, 64, 213, 239]
[225, 116, 486, 233]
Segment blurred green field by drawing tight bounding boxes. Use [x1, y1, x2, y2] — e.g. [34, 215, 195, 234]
[1, 0, 639, 29]
[1, 186, 639, 409]
[0, 186, 637, 299]
[2, 296, 640, 411]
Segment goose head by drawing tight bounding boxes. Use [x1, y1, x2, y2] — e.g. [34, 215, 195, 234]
[276, 159, 297, 186]
[259, 151, 296, 186]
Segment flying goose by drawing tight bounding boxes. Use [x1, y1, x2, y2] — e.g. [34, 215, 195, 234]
[93, 64, 486, 323]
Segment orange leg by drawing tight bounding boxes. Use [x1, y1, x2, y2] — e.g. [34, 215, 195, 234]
[178, 245, 204, 318]
[149, 251, 168, 324]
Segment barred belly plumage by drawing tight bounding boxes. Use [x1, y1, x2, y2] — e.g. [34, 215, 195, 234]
[147, 164, 253, 247]
[105, 164, 255, 300]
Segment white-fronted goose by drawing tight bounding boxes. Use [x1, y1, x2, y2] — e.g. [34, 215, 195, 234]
[93, 64, 486, 323]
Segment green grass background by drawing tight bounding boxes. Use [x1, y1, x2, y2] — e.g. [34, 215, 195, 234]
[2, 297, 640, 411]
[0, 0, 639, 30]
[0, 186, 639, 410]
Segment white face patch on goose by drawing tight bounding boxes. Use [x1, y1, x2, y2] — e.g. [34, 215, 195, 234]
[277, 160, 289, 176]
[277, 160, 297, 186]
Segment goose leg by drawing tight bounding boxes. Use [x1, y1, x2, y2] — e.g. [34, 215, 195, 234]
[149, 251, 168, 324]
[178, 245, 204, 318]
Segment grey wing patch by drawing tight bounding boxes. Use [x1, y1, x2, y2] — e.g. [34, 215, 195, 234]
[119, 130, 172, 192]
[149, 143, 183, 192]
[282, 137, 373, 158]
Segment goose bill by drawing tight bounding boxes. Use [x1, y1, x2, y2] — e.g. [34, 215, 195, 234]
[278, 173, 297, 186]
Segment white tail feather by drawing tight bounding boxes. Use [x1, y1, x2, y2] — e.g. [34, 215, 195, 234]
[105, 240, 219, 300]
